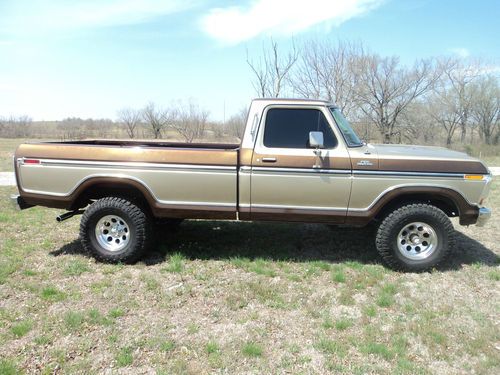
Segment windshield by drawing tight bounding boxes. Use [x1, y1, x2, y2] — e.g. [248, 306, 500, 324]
[329, 107, 363, 147]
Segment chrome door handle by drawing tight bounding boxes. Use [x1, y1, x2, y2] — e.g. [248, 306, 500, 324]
[262, 157, 277, 163]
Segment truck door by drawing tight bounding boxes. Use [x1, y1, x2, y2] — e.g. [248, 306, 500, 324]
[249, 105, 352, 223]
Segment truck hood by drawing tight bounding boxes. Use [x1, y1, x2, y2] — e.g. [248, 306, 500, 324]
[373, 144, 472, 160]
[369, 144, 489, 174]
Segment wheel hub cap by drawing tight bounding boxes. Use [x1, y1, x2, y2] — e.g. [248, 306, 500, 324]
[95, 215, 130, 252]
[397, 222, 438, 260]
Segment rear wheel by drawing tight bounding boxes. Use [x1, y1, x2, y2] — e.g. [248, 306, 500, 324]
[375, 203, 455, 271]
[80, 197, 151, 263]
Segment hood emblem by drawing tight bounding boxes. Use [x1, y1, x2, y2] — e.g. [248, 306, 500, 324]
[357, 160, 373, 166]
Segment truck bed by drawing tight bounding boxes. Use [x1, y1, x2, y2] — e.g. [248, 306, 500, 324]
[15, 140, 240, 166]
[15, 140, 240, 218]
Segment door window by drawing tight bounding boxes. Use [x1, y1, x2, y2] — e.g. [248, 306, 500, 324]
[263, 108, 337, 149]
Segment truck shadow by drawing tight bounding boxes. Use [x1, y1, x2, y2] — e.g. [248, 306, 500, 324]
[51, 220, 499, 271]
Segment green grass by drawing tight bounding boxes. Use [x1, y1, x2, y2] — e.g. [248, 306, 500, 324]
[40, 286, 66, 302]
[205, 341, 220, 354]
[116, 347, 134, 367]
[0, 359, 19, 375]
[87, 309, 111, 326]
[363, 304, 377, 317]
[161, 252, 185, 273]
[335, 318, 353, 331]
[376, 283, 398, 308]
[108, 308, 125, 319]
[321, 316, 334, 329]
[187, 323, 199, 334]
[11, 320, 32, 338]
[331, 265, 346, 283]
[315, 338, 347, 357]
[244, 280, 287, 308]
[359, 342, 394, 360]
[487, 269, 500, 281]
[242, 342, 263, 357]
[64, 311, 85, 331]
[0, 261, 18, 285]
[160, 340, 175, 352]
[231, 257, 277, 277]
[64, 259, 91, 276]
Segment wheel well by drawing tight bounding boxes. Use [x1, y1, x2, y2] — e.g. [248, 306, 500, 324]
[374, 193, 460, 222]
[71, 182, 152, 214]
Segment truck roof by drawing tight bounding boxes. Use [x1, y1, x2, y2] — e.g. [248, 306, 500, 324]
[251, 98, 334, 106]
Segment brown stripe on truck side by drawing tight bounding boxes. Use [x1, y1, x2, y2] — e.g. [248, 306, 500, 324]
[250, 207, 347, 224]
[251, 152, 352, 170]
[378, 158, 489, 174]
[15, 142, 238, 167]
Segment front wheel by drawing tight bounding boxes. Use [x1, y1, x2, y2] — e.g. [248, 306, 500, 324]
[375, 203, 455, 272]
[80, 197, 151, 263]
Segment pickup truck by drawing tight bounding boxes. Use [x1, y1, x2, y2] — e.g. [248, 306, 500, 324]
[13, 99, 492, 271]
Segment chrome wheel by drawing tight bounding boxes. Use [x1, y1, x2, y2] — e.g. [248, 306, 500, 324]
[95, 215, 130, 252]
[397, 222, 438, 260]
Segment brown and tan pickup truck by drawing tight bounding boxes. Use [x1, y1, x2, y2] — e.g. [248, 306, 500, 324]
[13, 99, 492, 271]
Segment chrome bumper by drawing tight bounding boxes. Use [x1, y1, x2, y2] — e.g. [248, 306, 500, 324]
[476, 207, 491, 227]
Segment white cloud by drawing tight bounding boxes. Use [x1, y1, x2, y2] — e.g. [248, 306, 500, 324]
[2, 0, 196, 33]
[449, 47, 470, 58]
[201, 0, 385, 44]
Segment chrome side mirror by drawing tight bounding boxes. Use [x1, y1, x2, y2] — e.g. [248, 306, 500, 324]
[309, 131, 324, 149]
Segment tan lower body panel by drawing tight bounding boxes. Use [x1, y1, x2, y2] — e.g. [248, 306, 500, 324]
[18, 162, 237, 219]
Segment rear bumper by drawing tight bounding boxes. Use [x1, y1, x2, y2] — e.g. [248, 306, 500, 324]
[10, 194, 34, 210]
[476, 207, 491, 227]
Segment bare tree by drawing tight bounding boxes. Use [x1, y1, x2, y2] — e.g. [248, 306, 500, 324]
[355, 55, 439, 143]
[439, 58, 481, 143]
[291, 40, 363, 117]
[224, 107, 248, 140]
[0, 115, 33, 138]
[170, 100, 209, 142]
[427, 90, 462, 146]
[471, 75, 500, 145]
[247, 39, 298, 98]
[399, 101, 437, 145]
[57, 117, 86, 140]
[142, 102, 172, 139]
[117, 107, 141, 138]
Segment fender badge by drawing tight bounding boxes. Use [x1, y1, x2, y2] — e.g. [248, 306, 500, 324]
[357, 160, 373, 166]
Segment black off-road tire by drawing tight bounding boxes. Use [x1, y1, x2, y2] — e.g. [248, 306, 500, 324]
[375, 203, 455, 272]
[80, 197, 151, 263]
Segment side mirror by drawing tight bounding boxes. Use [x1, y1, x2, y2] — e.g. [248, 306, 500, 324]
[309, 131, 324, 149]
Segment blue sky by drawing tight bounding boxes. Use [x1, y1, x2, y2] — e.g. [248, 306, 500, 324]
[0, 0, 499, 121]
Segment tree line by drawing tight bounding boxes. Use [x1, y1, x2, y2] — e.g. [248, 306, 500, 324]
[0, 100, 247, 142]
[1, 39, 498, 147]
[247, 39, 500, 146]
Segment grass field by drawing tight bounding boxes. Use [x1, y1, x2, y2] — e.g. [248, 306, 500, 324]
[0, 180, 499, 374]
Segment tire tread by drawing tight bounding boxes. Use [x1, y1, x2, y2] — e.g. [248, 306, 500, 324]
[375, 203, 455, 271]
[80, 197, 151, 263]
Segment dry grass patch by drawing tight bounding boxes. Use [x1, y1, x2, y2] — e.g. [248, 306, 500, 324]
[0, 183, 499, 373]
